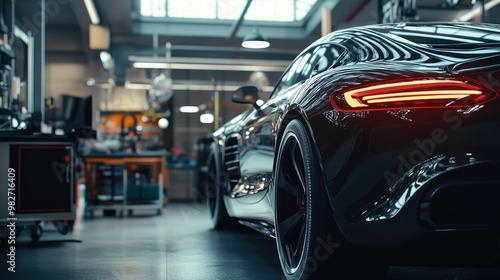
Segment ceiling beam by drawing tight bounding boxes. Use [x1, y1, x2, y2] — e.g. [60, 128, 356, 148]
[95, 0, 133, 33]
[227, 0, 253, 40]
[69, 0, 92, 33]
[133, 21, 307, 39]
[69, 0, 93, 63]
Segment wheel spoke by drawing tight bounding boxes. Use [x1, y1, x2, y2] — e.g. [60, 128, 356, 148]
[277, 138, 304, 198]
[285, 243, 294, 266]
[294, 222, 306, 257]
[278, 211, 305, 268]
[278, 212, 304, 243]
[277, 174, 301, 198]
[292, 145, 306, 191]
[278, 211, 304, 244]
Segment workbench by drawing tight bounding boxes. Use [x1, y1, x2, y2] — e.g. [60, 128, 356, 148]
[83, 151, 167, 217]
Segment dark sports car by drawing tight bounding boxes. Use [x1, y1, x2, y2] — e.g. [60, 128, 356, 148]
[206, 22, 500, 279]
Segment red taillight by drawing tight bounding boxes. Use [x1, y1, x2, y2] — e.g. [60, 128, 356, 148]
[330, 78, 497, 112]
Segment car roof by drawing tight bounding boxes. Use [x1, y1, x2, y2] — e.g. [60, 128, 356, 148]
[318, 22, 500, 47]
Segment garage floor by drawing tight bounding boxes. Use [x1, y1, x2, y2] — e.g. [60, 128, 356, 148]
[1, 201, 500, 280]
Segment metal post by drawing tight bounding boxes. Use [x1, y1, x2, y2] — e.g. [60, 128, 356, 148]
[321, 7, 332, 36]
[481, 0, 486, 23]
[27, 31, 34, 114]
[378, 0, 383, 24]
[212, 78, 219, 130]
[32, 0, 46, 131]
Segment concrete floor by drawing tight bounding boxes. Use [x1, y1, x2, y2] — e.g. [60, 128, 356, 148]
[1, 201, 500, 280]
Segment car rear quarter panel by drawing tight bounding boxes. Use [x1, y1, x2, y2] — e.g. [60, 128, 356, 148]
[296, 60, 500, 245]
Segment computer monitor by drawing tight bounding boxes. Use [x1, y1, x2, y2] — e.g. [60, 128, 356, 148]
[62, 94, 94, 138]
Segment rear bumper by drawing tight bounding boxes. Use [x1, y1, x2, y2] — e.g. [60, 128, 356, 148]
[318, 112, 500, 247]
[351, 157, 500, 227]
[330, 157, 500, 268]
[332, 156, 500, 245]
[420, 172, 500, 229]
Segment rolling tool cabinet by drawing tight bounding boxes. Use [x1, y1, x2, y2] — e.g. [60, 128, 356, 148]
[0, 135, 76, 242]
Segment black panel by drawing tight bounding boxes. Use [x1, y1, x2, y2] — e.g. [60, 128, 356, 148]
[11, 145, 71, 213]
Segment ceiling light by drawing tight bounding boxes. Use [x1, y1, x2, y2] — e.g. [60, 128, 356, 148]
[100, 51, 112, 70]
[18, 121, 27, 130]
[129, 56, 289, 72]
[86, 78, 96, 87]
[179, 106, 200, 113]
[200, 112, 214, 124]
[84, 0, 100, 25]
[124, 81, 276, 92]
[11, 117, 19, 128]
[132, 62, 284, 72]
[158, 118, 169, 129]
[133, 62, 170, 69]
[242, 30, 270, 49]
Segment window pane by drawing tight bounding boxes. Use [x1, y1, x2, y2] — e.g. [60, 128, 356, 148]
[141, 0, 166, 17]
[218, 0, 246, 20]
[141, 0, 152, 16]
[168, 0, 217, 19]
[246, 0, 295, 22]
[296, 0, 314, 21]
[159, 0, 318, 22]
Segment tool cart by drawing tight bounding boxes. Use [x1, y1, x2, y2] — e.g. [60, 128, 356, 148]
[0, 135, 77, 243]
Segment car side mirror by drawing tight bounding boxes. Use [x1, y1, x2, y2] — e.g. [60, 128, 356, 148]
[232, 86, 262, 111]
[232, 86, 259, 104]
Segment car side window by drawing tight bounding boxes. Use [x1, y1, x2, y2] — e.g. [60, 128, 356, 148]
[271, 44, 346, 98]
[308, 44, 348, 78]
[272, 51, 313, 96]
[314, 45, 344, 76]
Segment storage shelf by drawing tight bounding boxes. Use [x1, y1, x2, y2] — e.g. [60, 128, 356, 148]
[0, 45, 15, 58]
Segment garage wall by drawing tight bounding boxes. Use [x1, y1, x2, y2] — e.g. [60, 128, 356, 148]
[44, 61, 277, 158]
[45, 62, 92, 99]
[101, 87, 148, 112]
[172, 90, 212, 151]
[171, 88, 246, 153]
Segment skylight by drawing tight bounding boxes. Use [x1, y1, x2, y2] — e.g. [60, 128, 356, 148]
[140, 0, 318, 22]
[140, 0, 167, 17]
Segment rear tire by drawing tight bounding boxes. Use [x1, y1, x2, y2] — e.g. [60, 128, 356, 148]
[275, 120, 388, 279]
[206, 145, 237, 230]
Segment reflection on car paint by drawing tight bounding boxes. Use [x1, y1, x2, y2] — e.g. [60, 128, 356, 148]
[352, 154, 486, 222]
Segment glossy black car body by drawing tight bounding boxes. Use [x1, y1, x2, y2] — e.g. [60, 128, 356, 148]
[206, 22, 500, 279]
